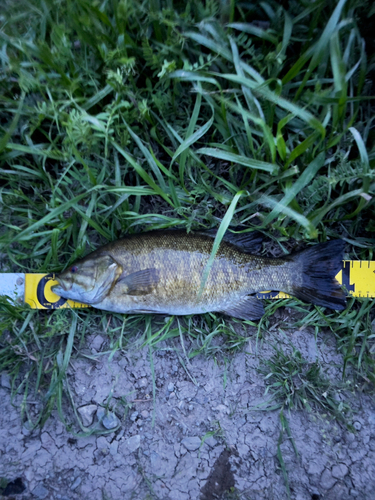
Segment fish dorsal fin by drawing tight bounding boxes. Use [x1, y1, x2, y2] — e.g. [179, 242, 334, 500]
[220, 295, 264, 321]
[117, 268, 159, 296]
[201, 228, 263, 254]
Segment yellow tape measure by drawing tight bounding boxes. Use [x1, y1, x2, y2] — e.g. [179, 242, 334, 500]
[2, 262, 374, 310]
[24, 274, 89, 310]
[336, 261, 375, 298]
[257, 260, 375, 300]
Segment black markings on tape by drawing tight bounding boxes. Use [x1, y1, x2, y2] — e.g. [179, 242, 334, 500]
[37, 274, 67, 309]
[256, 291, 279, 299]
[342, 262, 355, 294]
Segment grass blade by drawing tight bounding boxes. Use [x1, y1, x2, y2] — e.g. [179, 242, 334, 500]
[197, 147, 278, 173]
[171, 109, 214, 164]
[199, 191, 245, 298]
[263, 152, 325, 225]
[260, 194, 318, 238]
[228, 23, 278, 44]
[112, 141, 174, 207]
[218, 73, 325, 136]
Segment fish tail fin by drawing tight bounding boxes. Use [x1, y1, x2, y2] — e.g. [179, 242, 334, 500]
[289, 240, 346, 310]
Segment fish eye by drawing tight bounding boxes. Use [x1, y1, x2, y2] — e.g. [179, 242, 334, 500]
[70, 265, 78, 273]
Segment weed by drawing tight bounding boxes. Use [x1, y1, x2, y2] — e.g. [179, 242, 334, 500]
[258, 343, 351, 422]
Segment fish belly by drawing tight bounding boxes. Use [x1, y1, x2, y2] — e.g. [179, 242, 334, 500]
[94, 277, 243, 315]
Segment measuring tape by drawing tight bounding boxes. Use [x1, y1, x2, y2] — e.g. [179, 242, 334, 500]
[1, 261, 374, 309]
[257, 260, 375, 300]
[1, 273, 89, 309]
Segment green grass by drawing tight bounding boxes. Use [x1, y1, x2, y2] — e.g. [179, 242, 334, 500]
[1, 0, 375, 494]
[257, 342, 352, 420]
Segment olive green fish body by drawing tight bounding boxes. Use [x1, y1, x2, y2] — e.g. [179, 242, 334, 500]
[53, 231, 346, 320]
[95, 233, 286, 315]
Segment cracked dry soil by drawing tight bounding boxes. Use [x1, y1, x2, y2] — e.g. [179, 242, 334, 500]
[1, 324, 375, 500]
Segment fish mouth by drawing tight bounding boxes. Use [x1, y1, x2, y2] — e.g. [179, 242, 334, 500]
[52, 277, 72, 294]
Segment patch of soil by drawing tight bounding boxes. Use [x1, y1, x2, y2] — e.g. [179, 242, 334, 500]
[200, 449, 235, 500]
[1, 326, 375, 500]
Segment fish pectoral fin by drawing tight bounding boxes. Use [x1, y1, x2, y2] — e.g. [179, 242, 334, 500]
[220, 295, 264, 321]
[117, 268, 159, 296]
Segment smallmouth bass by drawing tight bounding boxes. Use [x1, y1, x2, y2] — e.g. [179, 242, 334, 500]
[52, 230, 346, 320]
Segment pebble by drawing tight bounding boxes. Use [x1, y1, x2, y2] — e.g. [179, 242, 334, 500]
[168, 382, 174, 392]
[141, 410, 149, 418]
[345, 432, 355, 443]
[332, 463, 348, 479]
[349, 439, 359, 450]
[320, 469, 336, 490]
[110, 440, 119, 456]
[97, 436, 109, 451]
[178, 401, 185, 411]
[22, 421, 33, 437]
[353, 421, 362, 431]
[1, 372, 11, 389]
[103, 412, 119, 430]
[78, 404, 97, 427]
[181, 436, 201, 451]
[70, 477, 81, 491]
[137, 377, 148, 388]
[127, 434, 141, 452]
[96, 407, 106, 421]
[32, 484, 49, 499]
[204, 436, 217, 448]
[130, 411, 139, 422]
[91, 335, 104, 351]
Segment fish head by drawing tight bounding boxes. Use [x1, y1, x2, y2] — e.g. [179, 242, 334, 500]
[52, 254, 121, 304]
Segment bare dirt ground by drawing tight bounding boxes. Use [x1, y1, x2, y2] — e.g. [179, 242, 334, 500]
[1, 321, 375, 500]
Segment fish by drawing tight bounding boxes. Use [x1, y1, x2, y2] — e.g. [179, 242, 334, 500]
[51, 230, 346, 320]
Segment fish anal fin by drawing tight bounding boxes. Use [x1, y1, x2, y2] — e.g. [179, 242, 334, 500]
[117, 268, 159, 296]
[220, 295, 264, 321]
